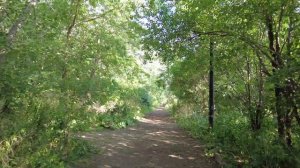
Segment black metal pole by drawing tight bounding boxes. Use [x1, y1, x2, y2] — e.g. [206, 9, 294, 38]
[209, 39, 215, 128]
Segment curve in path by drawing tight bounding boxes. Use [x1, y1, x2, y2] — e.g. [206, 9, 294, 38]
[73, 108, 216, 168]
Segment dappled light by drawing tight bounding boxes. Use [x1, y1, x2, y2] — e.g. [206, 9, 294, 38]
[0, 0, 299, 167]
[74, 109, 215, 168]
[138, 118, 166, 125]
[80, 135, 95, 140]
[168, 154, 184, 160]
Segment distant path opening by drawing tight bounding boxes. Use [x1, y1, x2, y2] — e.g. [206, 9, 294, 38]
[73, 108, 216, 168]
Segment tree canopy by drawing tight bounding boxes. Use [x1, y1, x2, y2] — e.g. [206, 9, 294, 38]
[138, 0, 300, 166]
[0, 0, 300, 167]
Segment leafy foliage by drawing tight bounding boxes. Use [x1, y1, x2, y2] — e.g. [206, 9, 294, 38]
[0, 0, 158, 167]
[176, 109, 300, 167]
[137, 0, 300, 167]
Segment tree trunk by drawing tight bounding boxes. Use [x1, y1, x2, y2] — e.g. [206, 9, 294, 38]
[293, 107, 300, 126]
[0, 1, 34, 64]
[255, 55, 264, 130]
[1, 99, 10, 114]
[266, 14, 286, 141]
[208, 39, 215, 128]
[0, 1, 35, 114]
[246, 56, 254, 130]
[275, 86, 285, 140]
[248, 54, 263, 131]
[283, 16, 297, 146]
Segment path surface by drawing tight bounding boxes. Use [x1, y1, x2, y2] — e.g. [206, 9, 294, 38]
[73, 108, 216, 168]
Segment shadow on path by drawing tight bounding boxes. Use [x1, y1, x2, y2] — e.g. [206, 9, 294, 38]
[73, 108, 216, 168]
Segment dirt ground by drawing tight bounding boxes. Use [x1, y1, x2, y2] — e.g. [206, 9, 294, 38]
[72, 108, 217, 168]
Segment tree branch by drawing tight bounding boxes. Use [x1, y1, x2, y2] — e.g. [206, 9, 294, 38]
[0, 0, 35, 64]
[74, 7, 118, 27]
[67, 0, 81, 39]
[7, 1, 35, 46]
[256, 51, 271, 76]
[192, 29, 277, 73]
[193, 30, 230, 37]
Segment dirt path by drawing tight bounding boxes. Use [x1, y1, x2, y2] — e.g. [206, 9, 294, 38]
[73, 108, 216, 168]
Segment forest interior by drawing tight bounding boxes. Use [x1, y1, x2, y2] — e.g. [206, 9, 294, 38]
[0, 0, 300, 168]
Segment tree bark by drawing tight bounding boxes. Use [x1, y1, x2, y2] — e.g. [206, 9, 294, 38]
[266, 13, 286, 141]
[0, 1, 33, 64]
[255, 54, 264, 130]
[293, 107, 300, 126]
[246, 56, 253, 130]
[265, 11, 297, 146]
[0, 1, 35, 113]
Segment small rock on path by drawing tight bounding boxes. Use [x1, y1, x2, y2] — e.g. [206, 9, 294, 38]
[73, 108, 217, 168]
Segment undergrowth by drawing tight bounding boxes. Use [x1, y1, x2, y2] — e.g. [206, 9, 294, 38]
[174, 108, 300, 168]
[0, 87, 154, 168]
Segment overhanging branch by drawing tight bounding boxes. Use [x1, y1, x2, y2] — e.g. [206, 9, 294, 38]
[193, 29, 275, 71]
[74, 6, 119, 27]
[193, 30, 230, 37]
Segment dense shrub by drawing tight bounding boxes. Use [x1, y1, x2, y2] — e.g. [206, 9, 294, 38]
[174, 104, 300, 168]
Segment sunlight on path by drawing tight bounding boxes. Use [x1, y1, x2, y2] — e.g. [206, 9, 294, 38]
[73, 108, 216, 168]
